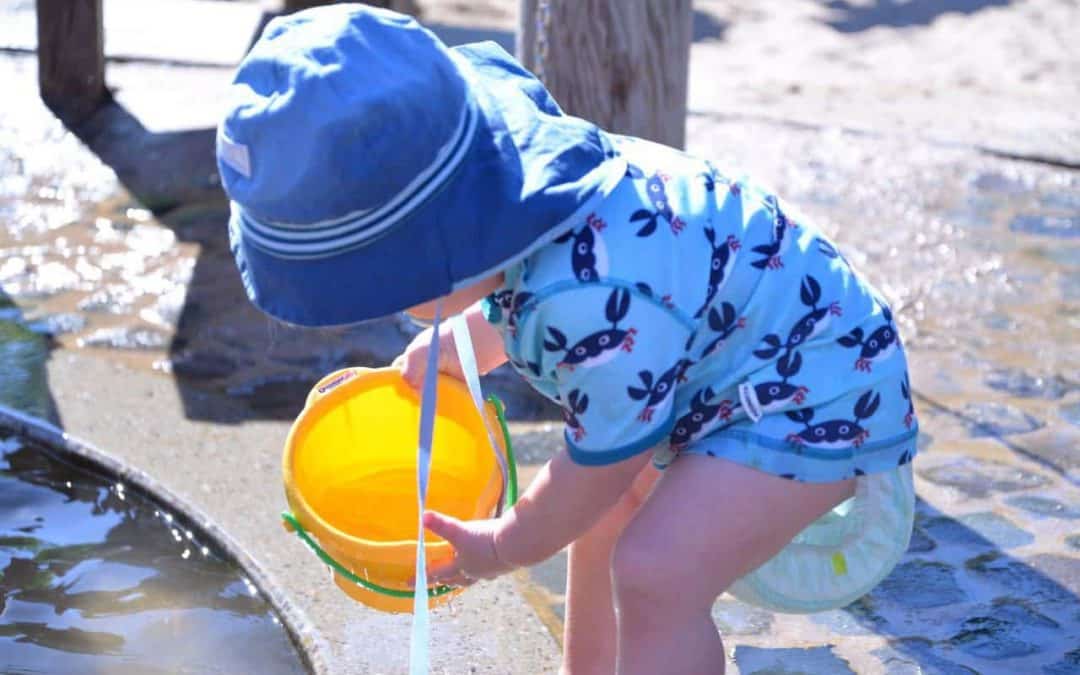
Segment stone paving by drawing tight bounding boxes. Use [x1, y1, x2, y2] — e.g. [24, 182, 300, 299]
[1, 0, 1078, 673]
[509, 113, 1080, 671]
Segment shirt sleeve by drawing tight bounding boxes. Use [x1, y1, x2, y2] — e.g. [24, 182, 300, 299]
[515, 284, 693, 466]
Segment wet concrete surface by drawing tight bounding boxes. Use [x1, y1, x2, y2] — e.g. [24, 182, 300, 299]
[1, 0, 1079, 672]
[505, 2, 1080, 670]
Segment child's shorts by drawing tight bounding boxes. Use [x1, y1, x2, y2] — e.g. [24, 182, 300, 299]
[677, 443, 916, 614]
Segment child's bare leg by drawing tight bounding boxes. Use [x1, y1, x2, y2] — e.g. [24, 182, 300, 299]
[561, 463, 660, 675]
[612, 455, 855, 675]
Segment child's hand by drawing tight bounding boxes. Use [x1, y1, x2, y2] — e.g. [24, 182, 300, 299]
[423, 511, 515, 586]
[392, 323, 463, 390]
[393, 305, 509, 390]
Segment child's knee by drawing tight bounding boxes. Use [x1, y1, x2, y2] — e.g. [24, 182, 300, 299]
[612, 523, 744, 611]
[611, 527, 707, 608]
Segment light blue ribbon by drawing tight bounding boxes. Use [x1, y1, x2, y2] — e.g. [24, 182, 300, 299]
[409, 307, 511, 673]
[450, 314, 510, 516]
[409, 301, 442, 675]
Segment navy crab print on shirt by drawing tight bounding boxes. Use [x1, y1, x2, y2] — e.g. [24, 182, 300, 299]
[488, 135, 916, 481]
[486, 289, 514, 323]
[627, 359, 692, 422]
[700, 161, 742, 197]
[837, 305, 899, 372]
[506, 291, 535, 336]
[510, 356, 542, 378]
[634, 282, 675, 310]
[815, 238, 850, 265]
[693, 227, 741, 318]
[701, 302, 747, 357]
[750, 196, 799, 270]
[562, 389, 589, 442]
[553, 212, 608, 283]
[753, 351, 810, 411]
[543, 288, 636, 370]
[901, 374, 915, 429]
[670, 386, 736, 450]
[626, 163, 686, 236]
[785, 390, 881, 449]
[754, 275, 842, 361]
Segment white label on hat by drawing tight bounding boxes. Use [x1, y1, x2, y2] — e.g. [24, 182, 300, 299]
[219, 133, 252, 178]
[738, 380, 763, 423]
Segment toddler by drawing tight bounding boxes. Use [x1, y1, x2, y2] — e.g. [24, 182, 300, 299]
[217, 6, 918, 674]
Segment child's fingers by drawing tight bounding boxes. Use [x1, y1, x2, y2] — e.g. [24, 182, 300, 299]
[397, 349, 425, 390]
[426, 559, 460, 583]
[423, 510, 467, 546]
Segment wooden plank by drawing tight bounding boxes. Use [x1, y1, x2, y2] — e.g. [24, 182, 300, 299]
[36, 0, 107, 125]
[516, 0, 537, 73]
[284, 0, 406, 12]
[524, 0, 692, 149]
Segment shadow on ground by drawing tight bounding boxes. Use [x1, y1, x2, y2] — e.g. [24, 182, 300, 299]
[819, 0, 1013, 33]
[780, 497, 1079, 673]
[45, 13, 565, 425]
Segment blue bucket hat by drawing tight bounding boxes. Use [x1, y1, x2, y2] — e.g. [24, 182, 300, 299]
[217, 4, 626, 326]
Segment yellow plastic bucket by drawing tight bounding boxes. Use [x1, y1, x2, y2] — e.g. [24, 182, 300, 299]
[280, 367, 517, 613]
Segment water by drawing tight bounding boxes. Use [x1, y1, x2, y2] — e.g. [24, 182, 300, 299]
[1, 19, 1079, 671]
[0, 432, 307, 674]
[0, 313, 50, 419]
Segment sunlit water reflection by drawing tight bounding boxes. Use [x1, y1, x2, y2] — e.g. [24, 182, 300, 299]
[0, 433, 307, 673]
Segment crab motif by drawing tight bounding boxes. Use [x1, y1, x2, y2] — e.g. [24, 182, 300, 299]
[510, 357, 542, 378]
[700, 302, 747, 357]
[837, 305, 898, 372]
[503, 291, 534, 337]
[543, 288, 636, 370]
[750, 197, 799, 270]
[752, 351, 810, 412]
[670, 387, 736, 450]
[626, 164, 686, 236]
[562, 389, 589, 442]
[699, 160, 736, 194]
[784, 390, 881, 449]
[693, 227, 741, 319]
[900, 374, 916, 429]
[754, 275, 841, 361]
[553, 213, 608, 283]
[489, 289, 515, 312]
[701, 161, 743, 197]
[627, 359, 692, 422]
[815, 238, 848, 264]
[634, 282, 675, 309]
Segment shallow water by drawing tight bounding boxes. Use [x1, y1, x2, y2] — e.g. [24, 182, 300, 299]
[0, 433, 307, 674]
[1, 29, 1079, 672]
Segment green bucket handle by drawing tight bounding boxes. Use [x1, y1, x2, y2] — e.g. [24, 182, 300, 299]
[282, 394, 519, 599]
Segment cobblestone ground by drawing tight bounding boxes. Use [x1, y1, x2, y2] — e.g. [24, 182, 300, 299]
[1, 0, 1078, 672]
[510, 119, 1080, 673]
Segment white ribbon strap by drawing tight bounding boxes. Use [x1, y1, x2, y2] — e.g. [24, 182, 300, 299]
[451, 313, 510, 516]
[409, 302, 443, 675]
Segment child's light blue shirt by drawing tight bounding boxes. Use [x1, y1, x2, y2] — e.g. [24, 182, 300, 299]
[483, 136, 918, 482]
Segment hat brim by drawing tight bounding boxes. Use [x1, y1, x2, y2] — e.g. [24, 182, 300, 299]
[229, 41, 625, 327]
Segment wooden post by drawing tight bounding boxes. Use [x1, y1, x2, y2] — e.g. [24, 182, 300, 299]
[517, 0, 538, 78]
[36, 0, 107, 125]
[520, 0, 692, 149]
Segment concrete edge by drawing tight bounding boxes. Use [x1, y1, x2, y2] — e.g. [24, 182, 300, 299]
[0, 403, 330, 675]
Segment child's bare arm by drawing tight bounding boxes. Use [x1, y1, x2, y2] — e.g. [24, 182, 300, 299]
[424, 449, 653, 583]
[496, 449, 653, 566]
[396, 301, 508, 388]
